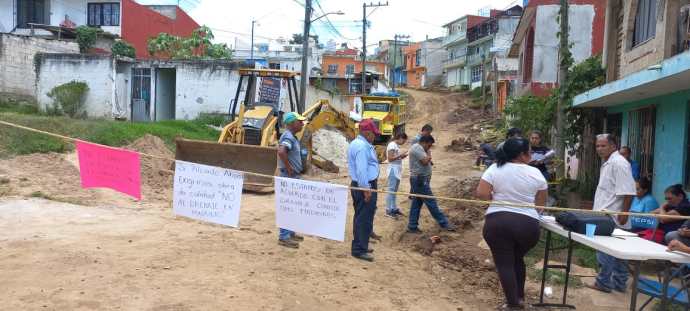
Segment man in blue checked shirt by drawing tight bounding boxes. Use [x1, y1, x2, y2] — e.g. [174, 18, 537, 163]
[348, 119, 381, 262]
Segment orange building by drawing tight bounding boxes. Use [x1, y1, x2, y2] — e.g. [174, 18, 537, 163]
[402, 43, 425, 88]
[314, 54, 386, 95]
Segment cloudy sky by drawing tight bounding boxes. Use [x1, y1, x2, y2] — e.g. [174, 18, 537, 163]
[140, 0, 521, 51]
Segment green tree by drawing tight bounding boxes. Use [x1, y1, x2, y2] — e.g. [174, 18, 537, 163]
[147, 26, 233, 60]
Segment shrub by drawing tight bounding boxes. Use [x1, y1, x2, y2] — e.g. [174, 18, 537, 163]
[75, 26, 102, 53]
[46, 81, 89, 118]
[112, 40, 136, 58]
[470, 86, 482, 98]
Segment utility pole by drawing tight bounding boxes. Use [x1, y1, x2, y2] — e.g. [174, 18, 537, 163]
[298, 0, 312, 114]
[250, 19, 256, 64]
[361, 2, 388, 95]
[556, 0, 569, 179]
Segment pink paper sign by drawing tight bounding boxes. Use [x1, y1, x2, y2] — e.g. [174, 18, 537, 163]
[76, 141, 141, 200]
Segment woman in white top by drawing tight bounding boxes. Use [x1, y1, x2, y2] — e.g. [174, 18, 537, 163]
[475, 138, 548, 310]
[385, 132, 408, 218]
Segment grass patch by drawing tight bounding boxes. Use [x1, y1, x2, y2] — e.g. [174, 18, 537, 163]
[0, 112, 220, 158]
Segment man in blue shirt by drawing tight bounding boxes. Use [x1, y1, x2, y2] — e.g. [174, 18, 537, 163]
[277, 112, 306, 249]
[410, 124, 433, 145]
[620, 146, 641, 181]
[347, 119, 381, 262]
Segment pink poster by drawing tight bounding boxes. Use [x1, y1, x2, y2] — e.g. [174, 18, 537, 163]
[76, 141, 141, 200]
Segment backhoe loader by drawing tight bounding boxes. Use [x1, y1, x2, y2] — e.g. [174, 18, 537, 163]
[175, 69, 357, 193]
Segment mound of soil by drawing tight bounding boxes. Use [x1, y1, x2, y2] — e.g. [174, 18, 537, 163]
[124, 134, 174, 200]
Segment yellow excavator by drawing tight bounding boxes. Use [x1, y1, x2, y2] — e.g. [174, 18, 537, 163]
[175, 69, 357, 192]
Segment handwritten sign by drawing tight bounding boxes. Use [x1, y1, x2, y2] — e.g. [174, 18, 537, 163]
[173, 160, 244, 227]
[76, 141, 141, 200]
[259, 77, 281, 105]
[275, 177, 348, 241]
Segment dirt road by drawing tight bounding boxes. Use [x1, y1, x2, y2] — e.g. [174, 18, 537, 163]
[0, 89, 633, 310]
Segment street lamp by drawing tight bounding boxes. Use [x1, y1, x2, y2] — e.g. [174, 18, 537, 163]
[298, 2, 344, 113]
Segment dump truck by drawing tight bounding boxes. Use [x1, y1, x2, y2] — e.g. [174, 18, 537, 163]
[360, 92, 407, 161]
[175, 69, 358, 192]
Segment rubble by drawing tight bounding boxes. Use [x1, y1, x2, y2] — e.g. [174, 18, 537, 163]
[312, 127, 349, 170]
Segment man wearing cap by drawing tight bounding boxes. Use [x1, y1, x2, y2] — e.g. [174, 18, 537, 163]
[277, 112, 307, 249]
[347, 118, 381, 262]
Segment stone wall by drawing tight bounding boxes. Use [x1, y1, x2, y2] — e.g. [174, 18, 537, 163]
[0, 34, 79, 98]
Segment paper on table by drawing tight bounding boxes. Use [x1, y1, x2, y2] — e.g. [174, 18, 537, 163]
[612, 229, 639, 237]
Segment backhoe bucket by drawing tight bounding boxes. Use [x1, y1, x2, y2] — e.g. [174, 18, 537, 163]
[175, 138, 278, 193]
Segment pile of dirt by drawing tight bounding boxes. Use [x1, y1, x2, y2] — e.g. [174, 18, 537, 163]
[312, 127, 349, 169]
[442, 176, 480, 199]
[124, 134, 174, 200]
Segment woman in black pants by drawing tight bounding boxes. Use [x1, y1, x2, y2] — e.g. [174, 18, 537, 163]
[476, 138, 548, 310]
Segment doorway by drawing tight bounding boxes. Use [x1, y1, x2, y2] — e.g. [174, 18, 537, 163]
[155, 68, 176, 121]
[131, 68, 151, 122]
[627, 106, 656, 179]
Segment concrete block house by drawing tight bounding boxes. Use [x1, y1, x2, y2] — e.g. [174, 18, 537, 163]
[574, 0, 690, 202]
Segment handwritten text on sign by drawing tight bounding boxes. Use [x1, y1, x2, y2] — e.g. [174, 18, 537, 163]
[173, 161, 244, 227]
[76, 141, 141, 200]
[275, 177, 348, 241]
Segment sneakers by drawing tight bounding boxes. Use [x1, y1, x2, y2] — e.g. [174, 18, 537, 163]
[442, 224, 457, 232]
[352, 253, 374, 262]
[407, 228, 423, 234]
[393, 210, 406, 217]
[585, 280, 612, 293]
[370, 232, 382, 241]
[291, 234, 304, 242]
[385, 212, 399, 219]
[278, 239, 299, 249]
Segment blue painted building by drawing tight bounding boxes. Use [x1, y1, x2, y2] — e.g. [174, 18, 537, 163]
[573, 0, 690, 202]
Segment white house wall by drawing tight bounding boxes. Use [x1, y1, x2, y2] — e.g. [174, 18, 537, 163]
[0, 33, 79, 97]
[174, 63, 240, 120]
[0, 0, 14, 32]
[36, 54, 114, 118]
[533, 4, 594, 83]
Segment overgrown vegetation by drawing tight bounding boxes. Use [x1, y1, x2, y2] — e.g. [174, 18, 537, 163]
[0, 110, 220, 158]
[46, 81, 89, 118]
[75, 26, 102, 53]
[525, 231, 598, 286]
[147, 26, 233, 60]
[112, 40, 136, 58]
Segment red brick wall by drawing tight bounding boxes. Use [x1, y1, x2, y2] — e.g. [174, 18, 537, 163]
[121, 0, 200, 59]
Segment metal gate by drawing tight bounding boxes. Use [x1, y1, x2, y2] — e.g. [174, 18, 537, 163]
[131, 68, 151, 122]
[627, 106, 655, 179]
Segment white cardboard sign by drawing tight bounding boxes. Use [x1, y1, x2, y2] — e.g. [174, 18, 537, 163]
[275, 177, 349, 241]
[173, 160, 244, 227]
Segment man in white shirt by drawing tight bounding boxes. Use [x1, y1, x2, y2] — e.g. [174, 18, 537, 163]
[586, 134, 636, 294]
[385, 132, 408, 218]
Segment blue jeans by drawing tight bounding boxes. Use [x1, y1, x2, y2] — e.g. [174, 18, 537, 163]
[408, 175, 449, 230]
[386, 175, 401, 214]
[595, 251, 628, 290]
[279, 169, 300, 241]
[351, 180, 377, 256]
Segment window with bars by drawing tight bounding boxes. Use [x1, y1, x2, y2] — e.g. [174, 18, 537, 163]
[626, 106, 655, 179]
[471, 65, 482, 83]
[268, 63, 281, 70]
[415, 49, 421, 66]
[632, 0, 657, 47]
[346, 64, 355, 75]
[327, 64, 338, 74]
[17, 0, 48, 28]
[88, 3, 120, 27]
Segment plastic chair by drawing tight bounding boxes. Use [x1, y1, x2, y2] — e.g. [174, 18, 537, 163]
[637, 264, 690, 310]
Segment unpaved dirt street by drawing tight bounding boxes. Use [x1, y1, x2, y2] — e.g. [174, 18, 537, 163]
[0, 89, 629, 310]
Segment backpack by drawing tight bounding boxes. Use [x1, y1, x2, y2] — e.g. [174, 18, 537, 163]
[555, 212, 616, 236]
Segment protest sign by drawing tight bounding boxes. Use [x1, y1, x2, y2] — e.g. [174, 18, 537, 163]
[76, 141, 141, 200]
[173, 160, 244, 227]
[275, 177, 348, 241]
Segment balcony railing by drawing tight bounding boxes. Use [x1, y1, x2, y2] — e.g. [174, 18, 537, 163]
[443, 56, 466, 68]
[442, 31, 467, 47]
